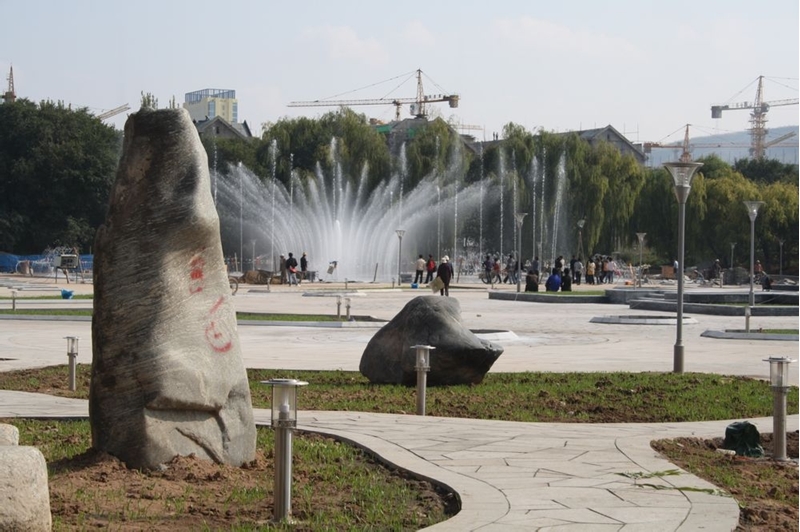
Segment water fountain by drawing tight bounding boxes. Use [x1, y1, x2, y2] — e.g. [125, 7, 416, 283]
[215, 140, 482, 282]
[213, 137, 573, 283]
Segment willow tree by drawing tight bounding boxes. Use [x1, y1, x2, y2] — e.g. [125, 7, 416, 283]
[699, 161, 759, 265]
[403, 118, 458, 188]
[261, 108, 390, 192]
[564, 134, 609, 256]
[759, 180, 799, 271]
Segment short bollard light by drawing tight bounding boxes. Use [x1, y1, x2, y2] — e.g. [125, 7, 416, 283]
[262, 378, 308, 523]
[11, 290, 17, 311]
[64, 336, 79, 391]
[744, 305, 751, 333]
[763, 357, 794, 461]
[345, 297, 351, 320]
[336, 296, 342, 320]
[411, 345, 435, 416]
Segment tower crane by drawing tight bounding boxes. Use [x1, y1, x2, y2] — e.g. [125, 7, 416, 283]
[711, 75, 799, 159]
[288, 69, 459, 121]
[1, 66, 16, 103]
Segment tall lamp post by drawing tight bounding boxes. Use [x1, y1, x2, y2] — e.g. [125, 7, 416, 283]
[730, 242, 736, 272]
[665, 161, 703, 374]
[778, 239, 784, 276]
[395, 229, 405, 286]
[514, 213, 527, 293]
[636, 232, 647, 289]
[577, 219, 585, 260]
[744, 201, 764, 330]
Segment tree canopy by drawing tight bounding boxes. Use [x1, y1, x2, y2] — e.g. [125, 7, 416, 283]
[0, 99, 121, 253]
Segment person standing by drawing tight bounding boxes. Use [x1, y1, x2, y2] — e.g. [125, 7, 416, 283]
[573, 257, 583, 285]
[279, 254, 287, 284]
[482, 255, 493, 283]
[437, 256, 452, 296]
[712, 259, 722, 287]
[586, 258, 595, 285]
[285, 252, 299, 286]
[425, 254, 436, 284]
[414, 255, 426, 284]
[300, 252, 309, 283]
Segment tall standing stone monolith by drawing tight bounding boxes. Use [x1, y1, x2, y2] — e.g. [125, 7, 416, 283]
[90, 108, 256, 469]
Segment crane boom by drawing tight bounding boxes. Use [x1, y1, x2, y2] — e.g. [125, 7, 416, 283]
[96, 104, 131, 121]
[288, 69, 459, 120]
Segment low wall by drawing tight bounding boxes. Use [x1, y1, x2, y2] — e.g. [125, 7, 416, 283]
[488, 292, 609, 304]
[628, 299, 799, 317]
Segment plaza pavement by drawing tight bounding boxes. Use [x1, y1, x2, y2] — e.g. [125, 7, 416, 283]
[1, 275, 798, 530]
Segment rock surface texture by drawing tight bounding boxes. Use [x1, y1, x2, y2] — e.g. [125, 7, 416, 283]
[0, 439, 52, 531]
[90, 108, 256, 469]
[359, 296, 503, 385]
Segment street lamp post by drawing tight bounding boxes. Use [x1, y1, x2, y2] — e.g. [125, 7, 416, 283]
[744, 201, 765, 329]
[577, 219, 585, 261]
[395, 230, 405, 286]
[636, 233, 647, 289]
[778, 239, 784, 277]
[514, 213, 527, 293]
[730, 242, 736, 274]
[665, 161, 703, 374]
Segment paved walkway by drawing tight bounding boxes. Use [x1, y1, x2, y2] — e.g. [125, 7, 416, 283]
[1, 275, 798, 530]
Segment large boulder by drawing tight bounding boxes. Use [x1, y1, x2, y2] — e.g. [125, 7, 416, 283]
[359, 296, 503, 385]
[90, 108, 256, 470]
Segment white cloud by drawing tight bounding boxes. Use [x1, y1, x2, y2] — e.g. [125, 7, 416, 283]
[401, 20, 436, 47]
[301, 25, 389, 67]
[490, 16, 644, 60]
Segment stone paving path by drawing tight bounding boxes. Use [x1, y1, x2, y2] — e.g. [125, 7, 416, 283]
[2, 390, 796, 531]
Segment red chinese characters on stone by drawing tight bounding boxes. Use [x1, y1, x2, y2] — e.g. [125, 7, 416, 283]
[189, 254, 205, 294]
[204, 296, 233, 353]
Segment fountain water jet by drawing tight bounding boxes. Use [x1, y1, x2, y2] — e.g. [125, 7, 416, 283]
[215, 140, 483, 282]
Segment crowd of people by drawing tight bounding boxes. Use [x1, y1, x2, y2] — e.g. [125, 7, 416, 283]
[478, 253, 622, 293]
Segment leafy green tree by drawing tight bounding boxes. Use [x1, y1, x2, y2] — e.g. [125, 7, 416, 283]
[759, 180, 799, 272]
[262, 108, 390, 191]
[0, 99, 121, 253]
[403, 117, 458, 188]
[734, 158, 799, 184]
[697, 166, 757, 265]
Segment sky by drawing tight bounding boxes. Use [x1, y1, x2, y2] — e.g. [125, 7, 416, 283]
[1, 0, 798, 145]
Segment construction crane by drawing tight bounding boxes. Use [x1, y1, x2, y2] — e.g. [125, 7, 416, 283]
[1, 66, 16, 103]
[95, 104, 130, 121]
[711, 75, 799, 159]
[288, 69, 459, 121]
[643, 124, 797, 162]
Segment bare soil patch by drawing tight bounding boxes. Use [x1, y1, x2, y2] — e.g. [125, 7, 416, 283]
[46, 433, 456, 531]
[652, 431, 798, 531]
